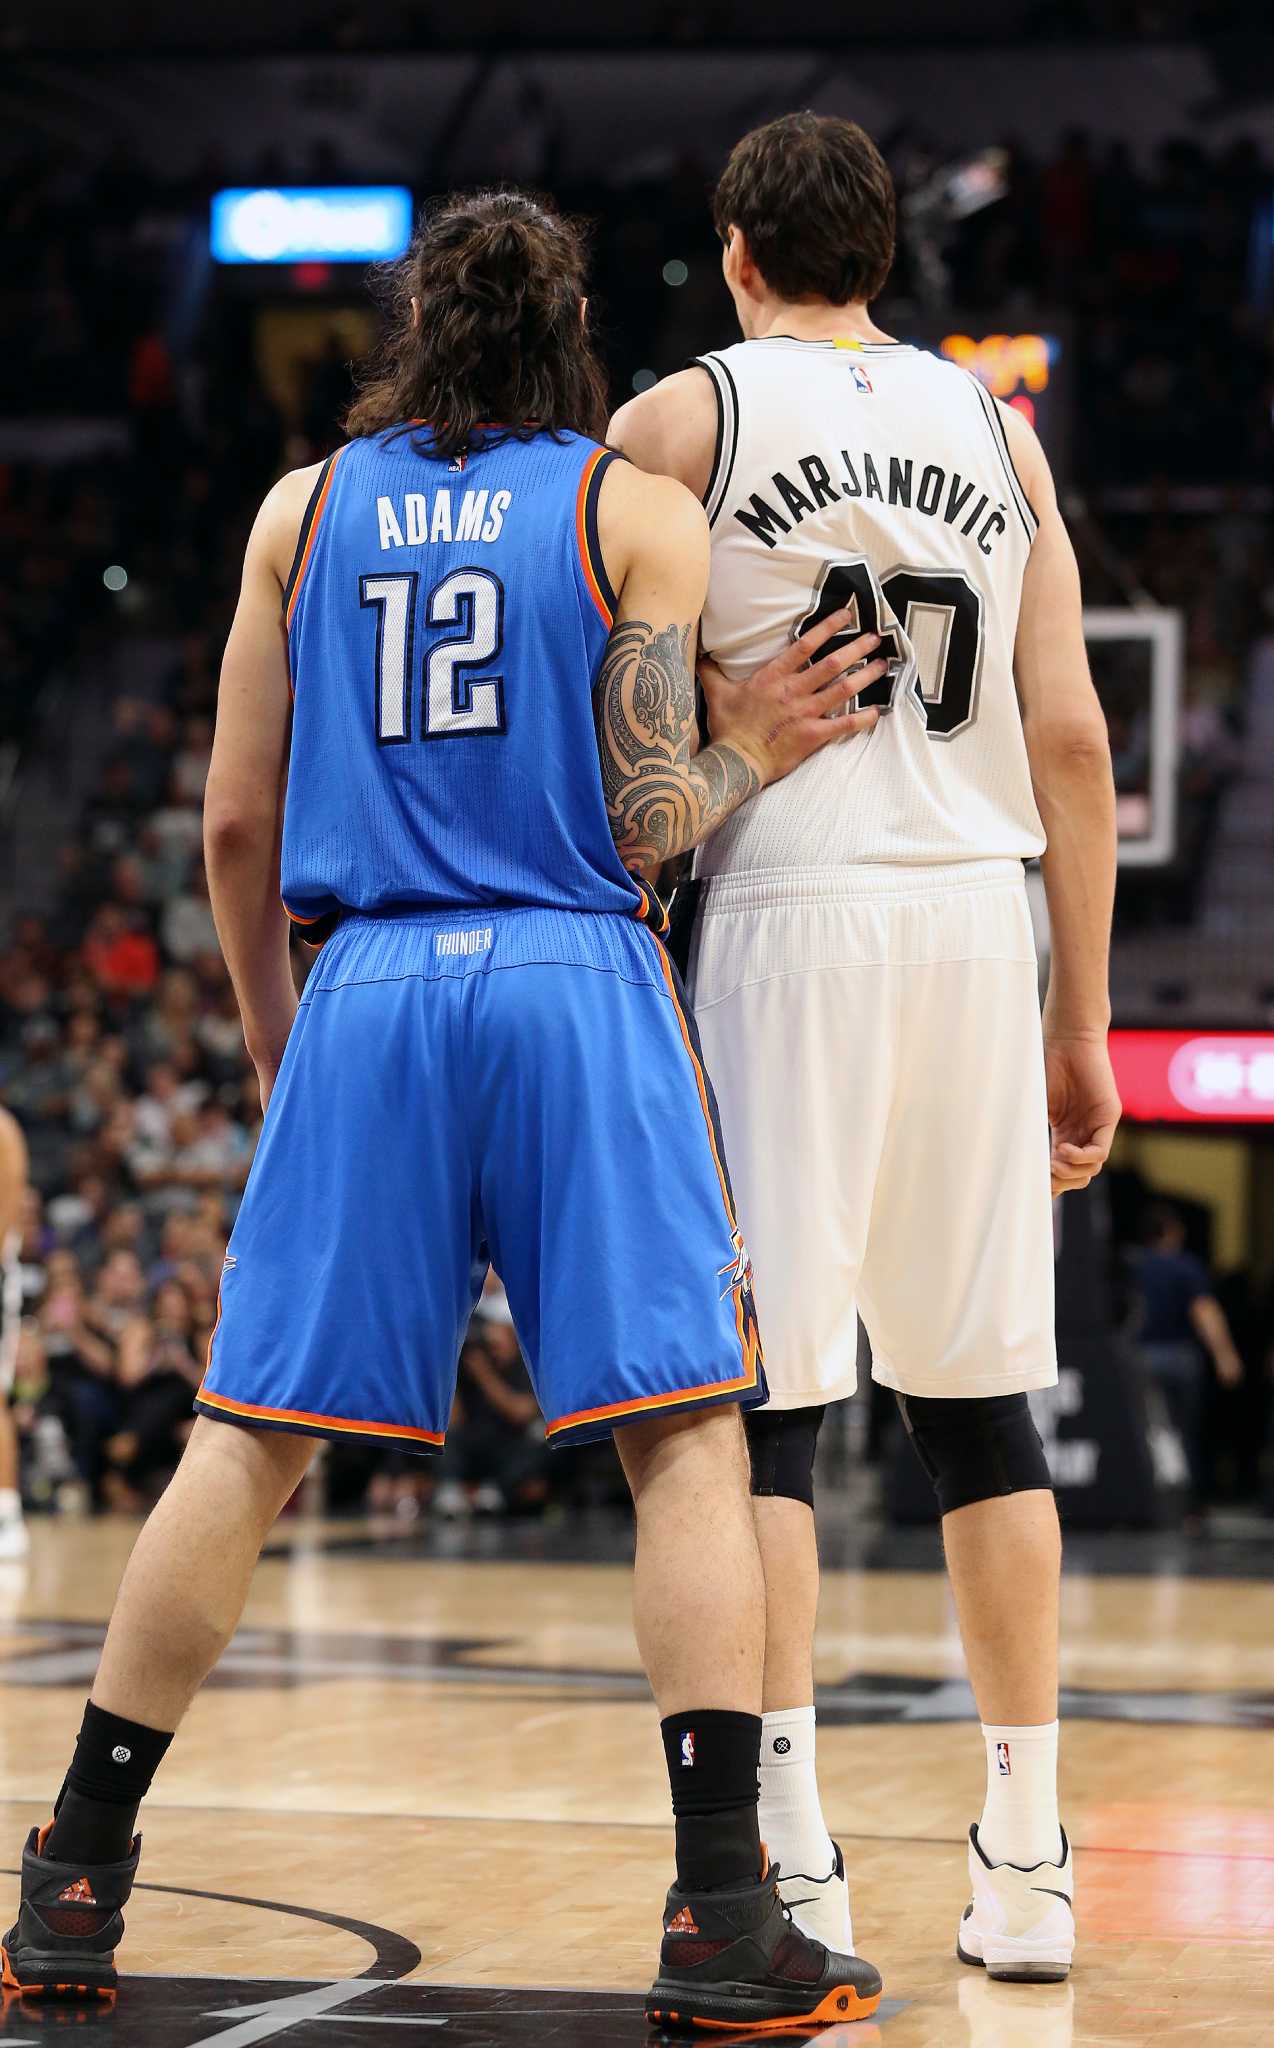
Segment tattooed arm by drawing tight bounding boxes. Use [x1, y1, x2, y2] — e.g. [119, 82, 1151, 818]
[592, 464, 889, 876]
[594, 616, 762, 871]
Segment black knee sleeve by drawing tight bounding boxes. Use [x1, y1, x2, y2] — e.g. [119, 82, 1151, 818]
[746, 1403, 825, 1509]
[896, 1392, 1051, 1517]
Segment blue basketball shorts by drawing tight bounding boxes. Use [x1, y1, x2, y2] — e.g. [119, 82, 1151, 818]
[196, 909, 766, 1454]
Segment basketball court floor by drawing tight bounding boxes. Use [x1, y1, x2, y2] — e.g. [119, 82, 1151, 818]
[0, 1510, 1270, 2047]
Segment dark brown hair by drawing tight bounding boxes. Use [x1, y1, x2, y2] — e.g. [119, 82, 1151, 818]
[345, 189, 609, 459]
[712, 112, 896, 307]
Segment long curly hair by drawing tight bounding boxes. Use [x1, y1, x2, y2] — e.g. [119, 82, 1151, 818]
[345, 189, 609, 460]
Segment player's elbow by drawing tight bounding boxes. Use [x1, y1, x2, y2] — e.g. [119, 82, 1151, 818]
[1028, 711, 1112, 780]
[203, 791, 274, 864]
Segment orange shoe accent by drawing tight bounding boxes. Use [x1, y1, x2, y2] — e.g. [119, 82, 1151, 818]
[667, 1906, 701, 1935]
[55, 1878, 97, 1906]
[4, 1945, 116, 2002]
[35, 1823, 53, 1856]
[647, 1983, 883, 2033]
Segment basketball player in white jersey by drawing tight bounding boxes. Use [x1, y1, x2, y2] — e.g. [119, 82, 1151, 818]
[612, 112, 1120, 1982]
[0, 1107, 31, 1560]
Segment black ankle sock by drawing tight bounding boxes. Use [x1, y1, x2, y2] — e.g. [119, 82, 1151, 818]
[661, 1709, 762, 1892]
[45, 1702, 174, 1866]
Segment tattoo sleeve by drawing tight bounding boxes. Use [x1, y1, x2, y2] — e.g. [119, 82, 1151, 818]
[593, 618, 761, 873]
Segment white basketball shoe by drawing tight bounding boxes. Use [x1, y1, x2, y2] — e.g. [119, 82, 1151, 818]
[956, 1824, 1074, 1982]
[777, 1839, 854, 1953]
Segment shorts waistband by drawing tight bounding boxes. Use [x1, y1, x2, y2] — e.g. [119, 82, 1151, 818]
[699, 860, 1026, 913]
[301, 904, 668, 993]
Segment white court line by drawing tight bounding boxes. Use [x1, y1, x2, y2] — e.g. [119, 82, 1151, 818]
[188, 1978, 396, 2046]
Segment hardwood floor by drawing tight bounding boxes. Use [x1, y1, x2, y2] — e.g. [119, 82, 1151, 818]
[0, 1516, 1270, 2045]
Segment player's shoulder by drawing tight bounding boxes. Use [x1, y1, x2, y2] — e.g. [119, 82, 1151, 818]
[259, 459, 332, 533]
[599, 454, 706, 533]
[608, 368, 719, 497]
[251, 456, 343, 586]
[610, 364, 719, 436]
[993, 395, 1049, 489]
[595, 453, 709, 592]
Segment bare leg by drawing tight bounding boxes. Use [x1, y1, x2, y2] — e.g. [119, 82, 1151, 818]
[615, 1404, 763, 1716]
[752, 1492, 845, 1934]
[941, 1490, 1060, 1725]
[92, 1417, 315, 1728]
[943, 1488, 1063, 1870]
[754, 1496, 819, 1712]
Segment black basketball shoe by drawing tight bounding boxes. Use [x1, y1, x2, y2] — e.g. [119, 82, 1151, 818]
[646, 1859, 882, 2034]
[1, 1825, 140, 1998]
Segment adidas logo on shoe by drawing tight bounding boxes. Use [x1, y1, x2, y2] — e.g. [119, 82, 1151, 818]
[666, 1905, 701, 1935]
[56, 1878, 98, 1906]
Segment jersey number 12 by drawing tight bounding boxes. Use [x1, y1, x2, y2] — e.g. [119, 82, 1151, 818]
[361, 568, 506, 743]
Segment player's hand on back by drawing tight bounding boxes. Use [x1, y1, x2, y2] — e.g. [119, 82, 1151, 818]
[1043, 1035, 1122, 1197]
[698, 608, 888, 789]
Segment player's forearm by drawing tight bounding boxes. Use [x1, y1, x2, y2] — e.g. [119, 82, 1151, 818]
[1029, 721, 1117, 1038]
[607, 743, 763, 874]
[204, 807, 297, 1069]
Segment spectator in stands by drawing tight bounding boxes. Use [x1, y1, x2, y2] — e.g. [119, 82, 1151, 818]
[100, 1281, 201, 1510]
[1131, 1203, 1244, 1518]
[38, 1252, 119, 1497]
[81, 905, 159, 998]
[160, 863, 219, 967]
[434, 1323, 551, 1520]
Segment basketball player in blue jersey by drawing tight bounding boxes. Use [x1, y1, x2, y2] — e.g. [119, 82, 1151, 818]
[4, 192, 888, 2031]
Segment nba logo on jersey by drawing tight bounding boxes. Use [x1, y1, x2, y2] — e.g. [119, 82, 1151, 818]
[850, 363, 873, 394]
[996, 1742, 1012, 1777]
[681, 1731, 696, 1769]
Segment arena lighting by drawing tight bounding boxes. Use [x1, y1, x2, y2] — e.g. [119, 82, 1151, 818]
[210, 187, 413, 265]
[940, 331, 1053, 397]
[1110, 1030, 1274, 1123]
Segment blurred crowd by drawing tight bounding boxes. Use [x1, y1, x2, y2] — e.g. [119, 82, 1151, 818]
[3, 113, 1271, 879]
[0, 684, 573, 1517]
[1, 95, 1273, 1521]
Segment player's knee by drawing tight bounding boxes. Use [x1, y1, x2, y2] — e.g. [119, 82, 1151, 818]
[896, 1392, 1051, 1517]
[187, 1412, 316, 1519]
[616, 1400, 748, 1499]
[746, 1403, 825, 1509]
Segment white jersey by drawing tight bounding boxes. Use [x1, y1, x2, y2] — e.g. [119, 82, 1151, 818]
[694, 336, 1046, 876]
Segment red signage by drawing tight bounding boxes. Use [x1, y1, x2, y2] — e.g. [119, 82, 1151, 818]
[1110, 1030, 1274, 1123]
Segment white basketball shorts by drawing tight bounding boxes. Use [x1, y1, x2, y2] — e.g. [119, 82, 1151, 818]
[689, 860, 1057, 1408]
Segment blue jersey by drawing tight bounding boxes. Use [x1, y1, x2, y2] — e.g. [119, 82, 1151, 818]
[281, 427, 660, 934]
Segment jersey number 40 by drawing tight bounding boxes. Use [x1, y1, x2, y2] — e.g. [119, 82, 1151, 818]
[361, 567, 506, 744]
[798, 556, 984, 740]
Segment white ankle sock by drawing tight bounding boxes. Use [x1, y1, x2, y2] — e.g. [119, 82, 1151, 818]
[0, 1488, 20, 1524]
[757, 1706, 835, 1883]
[978, 1720, 1062, 1869]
